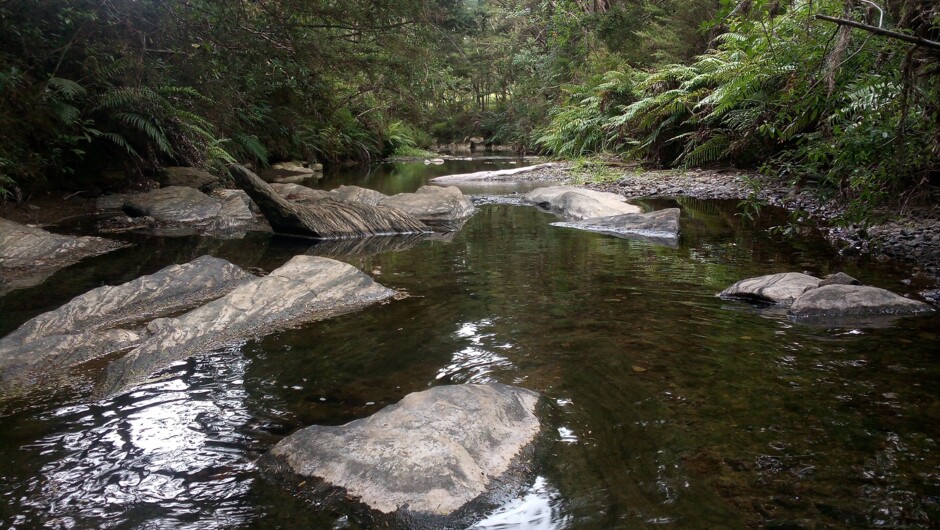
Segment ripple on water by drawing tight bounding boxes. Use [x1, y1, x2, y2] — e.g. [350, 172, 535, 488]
[17, 346, 260, 529]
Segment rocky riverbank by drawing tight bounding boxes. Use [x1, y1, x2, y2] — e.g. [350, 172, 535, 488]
[573, 167, 940, 286]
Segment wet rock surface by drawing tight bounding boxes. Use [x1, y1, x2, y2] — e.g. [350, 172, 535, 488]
[525, 185, 641, 220]
[99, 255, 396, 397]
[379, 186, 476, 228]
[262, 383, 543, 528]
[551, 208, 680, 244]
[0, 217, 126, 293]
[0, 256, 253, 395]
[789, 284, 934, 323]
[719, 273, 822, 305]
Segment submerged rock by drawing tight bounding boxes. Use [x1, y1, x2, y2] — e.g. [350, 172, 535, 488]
[0, 256, 253, 395]
[789, 284, 934, 322]
[551, 208, 680, 244]
[718, 272, 821, 305]
[379, 186, 476, 228]
[262, 383, 543, 527]
[0, 217, 126, 293]
[99, 255, 396, 397]
[524, 185, 641, 220]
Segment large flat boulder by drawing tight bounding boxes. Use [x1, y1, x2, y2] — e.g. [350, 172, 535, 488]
[524, 185, 641, 220]
[262, 383, 542, 527]
[124, 186, 222, 222]
[270, 183, 330, 205]
[0, 218, 126, 293]
[330, 185, 388, 206]
[552, 208, 680, 244]
[230, 165, 428, 239]
[789, 285, 934, 322]
[378, 186, 475, 228]
[0, 256, 253, 394]
[99, 256, 396, 397]
[718, 272, 821, 305]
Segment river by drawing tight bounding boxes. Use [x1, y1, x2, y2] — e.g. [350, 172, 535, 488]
[1, 158, 937, 529]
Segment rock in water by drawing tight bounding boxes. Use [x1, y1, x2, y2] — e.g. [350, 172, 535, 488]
[0, 256, 253, 395]
[159, 167, 220, 191]
[270, 183, 330, 205]
[0, 217, 126, 293]
[229, 164, 429, 239]
[379, 186, 476, 229]
[718, 272, 821, 305]
[262, 383, 542, 527]
[789, 284, 934, 322]
[329, 185, 388, 206]
[819, 272, 861, 286]
[124, 186, 223, 222]
[524, 185, 641, 219]
[552, 208, 680, 244]
[99, 256, 396, 397]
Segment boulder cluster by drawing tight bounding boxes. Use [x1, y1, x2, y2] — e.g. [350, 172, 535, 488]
[719, 271, 934, 324]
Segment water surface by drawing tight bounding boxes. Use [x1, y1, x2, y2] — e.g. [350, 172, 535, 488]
[0, 161, 937, 529]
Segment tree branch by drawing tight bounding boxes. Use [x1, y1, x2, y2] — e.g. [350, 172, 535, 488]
[814, 14, 940, 52]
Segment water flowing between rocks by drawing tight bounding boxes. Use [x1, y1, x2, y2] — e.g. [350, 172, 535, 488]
[1, 158, 938, 529]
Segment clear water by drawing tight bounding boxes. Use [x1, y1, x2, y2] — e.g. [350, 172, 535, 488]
[1, 160, 938, 529]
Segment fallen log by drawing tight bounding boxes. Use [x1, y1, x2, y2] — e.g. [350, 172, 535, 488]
[229, 164, 429, 239]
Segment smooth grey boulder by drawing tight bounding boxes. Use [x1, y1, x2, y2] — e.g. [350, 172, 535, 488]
[99, 256, 396, 397]
[124, 186, 222, 223]
[718, 272, 821, 305]
[524, 185, 641, 220]
[159, 167, 220, 191]
[0, 256, 253, 394]
[329, 185, 388, 206]
[789, 284, 934, 322]
[270, 183, 330, 205]
[552, 208, 680, 244]
[0, 217, 126, 293]
[378, 186, 475, 228]
[819, 272, 861, 287]
[262, 383, 542, 527]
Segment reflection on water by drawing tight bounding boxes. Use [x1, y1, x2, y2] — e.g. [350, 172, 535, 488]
[0, 163, 938, 529]
[473, 477, 571, 530]
[436, 319, 516, 384]
[11, 346, 260, 529]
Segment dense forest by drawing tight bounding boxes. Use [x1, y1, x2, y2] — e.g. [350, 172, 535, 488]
[1, 0, 938, 218]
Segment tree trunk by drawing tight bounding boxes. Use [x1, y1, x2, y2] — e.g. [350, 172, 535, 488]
[228, 164, 429, 239]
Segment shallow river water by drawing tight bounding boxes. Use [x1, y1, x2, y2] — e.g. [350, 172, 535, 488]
[1, 159, 938, 529]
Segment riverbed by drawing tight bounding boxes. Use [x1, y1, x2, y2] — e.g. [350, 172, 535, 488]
[1, 158, 937, 529]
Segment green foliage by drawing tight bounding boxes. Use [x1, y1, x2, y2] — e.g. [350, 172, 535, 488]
[531, 0, 940, 220]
